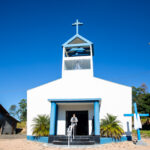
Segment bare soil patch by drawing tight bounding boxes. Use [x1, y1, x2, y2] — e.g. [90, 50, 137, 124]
[0, 136, 150, 150]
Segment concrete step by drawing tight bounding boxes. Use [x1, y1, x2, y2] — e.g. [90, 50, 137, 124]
[55, 137, 91, 141]
[53, 140, 95, 145]
[48, 135, 100, 144]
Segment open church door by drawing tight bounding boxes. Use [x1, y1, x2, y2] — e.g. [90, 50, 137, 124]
[66, 111, 89, 135]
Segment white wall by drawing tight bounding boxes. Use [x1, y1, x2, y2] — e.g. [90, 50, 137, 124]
[27, 76, 132, 136]
[57, 103, 94, 135]
[27, 79, 62, 135]
[97, 78, 132, 136]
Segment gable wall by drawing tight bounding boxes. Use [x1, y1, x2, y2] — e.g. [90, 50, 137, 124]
[27, 77, 132, 136]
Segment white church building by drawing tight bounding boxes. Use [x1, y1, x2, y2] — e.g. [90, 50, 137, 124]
[27, 20, 132, 144]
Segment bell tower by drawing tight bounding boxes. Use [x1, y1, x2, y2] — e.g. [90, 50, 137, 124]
[62, 19, 94, 78]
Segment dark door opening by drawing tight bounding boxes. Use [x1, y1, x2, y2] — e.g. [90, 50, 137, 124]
[66, 111, 88, 135]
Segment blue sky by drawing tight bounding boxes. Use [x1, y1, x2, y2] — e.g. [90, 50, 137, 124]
[0, 0, 150, 111]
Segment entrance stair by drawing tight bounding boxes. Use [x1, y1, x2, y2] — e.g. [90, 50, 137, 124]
[52, 136, 95, 145]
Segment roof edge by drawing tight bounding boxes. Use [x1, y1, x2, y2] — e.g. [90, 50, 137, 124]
[48, 98, 101, 102]
[62, 34, 93, 46]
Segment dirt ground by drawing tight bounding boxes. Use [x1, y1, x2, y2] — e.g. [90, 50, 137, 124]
[0, 135, 150, 150]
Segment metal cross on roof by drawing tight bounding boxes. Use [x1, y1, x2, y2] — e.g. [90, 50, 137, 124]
[72, 19, 83, 35]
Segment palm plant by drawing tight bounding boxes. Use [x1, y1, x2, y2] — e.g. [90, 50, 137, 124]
[32, 115, 50, 136]
[100, 113, 124, 139]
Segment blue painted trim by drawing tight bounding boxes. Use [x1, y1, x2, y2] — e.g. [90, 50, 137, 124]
[77, 34, 93, 44]
[27, 135, 131, 144]
[94, 101, 100, 135]
[139, 114, 149, 116]
[55, 104, 58, 134]
[137, 129, 141, 141]
[124, 103, 149, 141]
[124, 114, 149, 117]
[124, 114, 134, 116]
[134, 103, 138, 117]
[51, 101, 98, 103]
[48, 98, 101, 102]
[62, 34, 77, 46]
[70, 47, 85, 51]
[62, 34, 93, 46]
[134, 103, 141, 141]
[64, 43, 91, 48]
[100, 136, 131, 144]
[49, 102, 56, 135]
[27, 136, 48, 143]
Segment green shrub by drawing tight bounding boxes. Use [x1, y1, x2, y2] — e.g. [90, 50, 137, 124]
[100, 113, 124, 139]
[32, 115, 50, 136]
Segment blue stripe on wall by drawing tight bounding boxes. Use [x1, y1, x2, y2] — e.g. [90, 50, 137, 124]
[27, 136, 48, 143]
[100, 136, 131, 144]
[26, 135, 131, 144]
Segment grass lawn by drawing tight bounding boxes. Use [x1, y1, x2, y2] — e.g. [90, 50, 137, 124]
[132, 130, 150, 138]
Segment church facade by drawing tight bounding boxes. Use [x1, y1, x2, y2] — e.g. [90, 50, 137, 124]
[27, 20, 132, 144]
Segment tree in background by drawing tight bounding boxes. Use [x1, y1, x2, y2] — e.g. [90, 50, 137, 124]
[9, 99, 27, 121]
[132, 83, 150, 113]
[9, 105, 17, 118]
[17, 99, 27, 121]
[32, 115, 50, 136]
